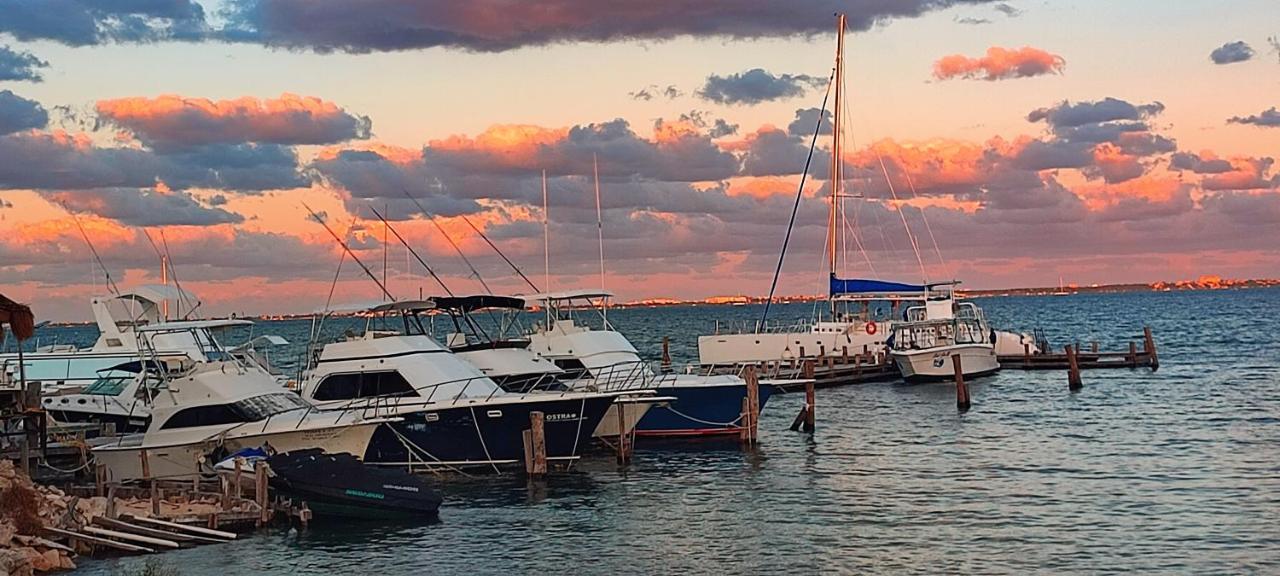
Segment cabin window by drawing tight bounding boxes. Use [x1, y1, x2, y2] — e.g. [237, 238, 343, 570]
[105, 338, 123, 347]
[161, 404, 244, 429]
[552, 358, 591, 380]
[82, 375, 131, 396]
[312, 371, 416, 401]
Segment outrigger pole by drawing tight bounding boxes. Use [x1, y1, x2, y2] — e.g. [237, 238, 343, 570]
[302, 202, 396, 301]
[400, 189, 492, 293]
[368, 205, 455, 297]
[65, 207, 120, 296]
[458, 214, 540, 292]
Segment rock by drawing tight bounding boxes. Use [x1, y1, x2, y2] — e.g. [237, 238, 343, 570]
[30, 549, 60, 573]
[57, 553, 75, 571]
[0, 520, 13, 547]
[0, 548, 34, 576]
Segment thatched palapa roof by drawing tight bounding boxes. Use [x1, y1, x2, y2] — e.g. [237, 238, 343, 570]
[0, 294, 35, 343]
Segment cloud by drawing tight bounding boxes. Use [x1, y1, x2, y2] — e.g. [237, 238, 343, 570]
[1228, 107, 1280, 127]
[1210, 41, 1254, 65]
[95, 93, 372, 150]
[698, 68, 824, 105]
[954, 16, 992, 25]
[933, 46, 1065, 81]
[0, 90, 48, 134]
[216, 0, 998, 53]
[1028, 97, 1164, 128]
[0, 0, 208, 46]
[48, 187, 245, 226]
[629, 84, 682, 101]
[993, 3, 1021, 17]
[0, 45, 49, 82]
[787, 107, 833, 137]
[1170, 152, 1234, 174]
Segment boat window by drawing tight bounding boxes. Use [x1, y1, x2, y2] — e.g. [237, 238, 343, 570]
[232, 393, 309, 420]
[312, 371, 417, 401]
[552, 358, 591, 380]
[82, 374, 132, 396]
[160, 404, 245, 429]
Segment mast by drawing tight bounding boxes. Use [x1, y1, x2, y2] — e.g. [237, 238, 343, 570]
[828, 13, 846, 314]
[593, 153, 607, 323]
[542, 170, 552, 327]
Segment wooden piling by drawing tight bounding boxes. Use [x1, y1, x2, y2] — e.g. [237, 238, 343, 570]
[1066, 344, 1083, 390]
[1023, 343, 1031, 368]
[953, 355, 970, 412]
[804, 380, 816, 432]
[219, 473, 232, 511]
[105, 485, 117, 519]
[139, 450, 160, 516]
[661, 336, 672, 373]
[255, 461, 270, 525]
[1143, 327, 1159, 372]
[1090, 341, 1099, 354]
[525, 411, 547, 475]
[1127, 341, 1138, 367]
[842, 346, 848, 362]
[233, 457, 243, 500]
[615, 403, 630, 465]
[95, 463, 106, 497]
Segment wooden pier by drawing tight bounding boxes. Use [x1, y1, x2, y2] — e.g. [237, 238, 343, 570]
[1000, 327, 1159, 372]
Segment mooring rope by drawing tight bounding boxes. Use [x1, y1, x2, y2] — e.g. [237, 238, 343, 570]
[469, 406, 502, 475]
[662, 405, 745, 428]
[564, 396, 587, 471]
[385, 424, 468, 477]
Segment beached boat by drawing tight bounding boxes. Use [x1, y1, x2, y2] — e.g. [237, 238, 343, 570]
[526, 289, 772, 437]
[92, 321, 384, 482]
[889, 289, 1000, 383]
[297, 301, 615, 470]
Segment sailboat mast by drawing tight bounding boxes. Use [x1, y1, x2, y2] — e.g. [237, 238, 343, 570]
[828, 13, 846, 314]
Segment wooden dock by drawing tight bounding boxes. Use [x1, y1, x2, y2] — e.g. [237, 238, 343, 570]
[999, 327, 1159, 372]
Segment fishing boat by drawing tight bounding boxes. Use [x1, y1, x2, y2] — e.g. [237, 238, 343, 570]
[91, 321, 386, 482]
[426, 294, 564, 392]
[526, 289, 772, 437]
[888, 287, 1000, 382]
[297, 300, 616, 471]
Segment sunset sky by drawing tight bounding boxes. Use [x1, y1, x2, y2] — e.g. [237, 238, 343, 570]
[1, 0, 1278, 321]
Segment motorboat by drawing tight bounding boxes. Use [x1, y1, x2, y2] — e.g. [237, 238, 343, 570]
[297, 300, 616, 471]
[91, 320, 386, 482]
[425, 295, 564, 392]
[267, 449, 443, 519]
[888, 288, 1000, 383]
[526, 289, 772, 437]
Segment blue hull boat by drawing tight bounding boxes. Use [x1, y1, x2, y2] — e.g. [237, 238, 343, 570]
[635, 381, 774, 437]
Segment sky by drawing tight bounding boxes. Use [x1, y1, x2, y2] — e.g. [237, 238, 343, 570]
[1, 0, 1278, 321]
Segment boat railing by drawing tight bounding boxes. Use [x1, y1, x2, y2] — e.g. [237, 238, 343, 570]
[891, 318, 991, 350]
[711, 318, 814, 336]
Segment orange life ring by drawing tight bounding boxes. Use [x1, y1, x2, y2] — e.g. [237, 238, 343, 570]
[865, 321, 878, 335]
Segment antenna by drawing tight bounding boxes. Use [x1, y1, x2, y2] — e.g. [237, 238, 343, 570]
[302, 203, 395, 301]
[542, 169, 551, 297]
[66, 209, 120, 296]
[593, 154, 607, 322]
[369, 205, 454, 296]
[382, 204, 389, 301]
[399, 189, 492, 293]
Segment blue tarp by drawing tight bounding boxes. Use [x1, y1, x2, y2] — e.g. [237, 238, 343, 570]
[830, 275, 926, 296]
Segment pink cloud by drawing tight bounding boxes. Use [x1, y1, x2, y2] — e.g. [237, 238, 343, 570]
[934, 46, 1066, 81]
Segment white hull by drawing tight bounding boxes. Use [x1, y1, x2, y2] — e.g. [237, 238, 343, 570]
[893, 344, 999, 382]
[93, 421, 382, 482]
[592, 398, 655, 438]
[697, 328, 888, 366]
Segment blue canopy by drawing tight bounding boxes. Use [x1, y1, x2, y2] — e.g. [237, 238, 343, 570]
[830, 275, 926, 296]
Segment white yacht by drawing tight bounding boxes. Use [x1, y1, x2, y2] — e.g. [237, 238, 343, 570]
[297, 301, 616, 470]
[889, 288, 1000, 382]
[526, 290, 770, 437]
[425, 295, 564, 392]
[92, 320, 385, 482]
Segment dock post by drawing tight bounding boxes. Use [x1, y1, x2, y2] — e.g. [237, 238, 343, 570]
[140, 450, 160, 517]
[740, 366, 759, 445]
[95, 463, 106, 497]
[804, 380, 816, 432]
[1023, 343, 1030, 368]
[1143, 327, 1159, 372]
[255, 461, 270, 525]
[953, 355, 970, 412]
[105, 485, 117, 519]
[615, 403, 630, 465]
[1066, 344, 1083, 390]
[1127, 341, 1138, 367]
[233, 457, 243, 501]
[661, 336, 672, 374]
[842, 346, 848, 363]
[524, 411, 548, 476]
[219, 473, 232, 510]
[1091, 341, 1099, 354]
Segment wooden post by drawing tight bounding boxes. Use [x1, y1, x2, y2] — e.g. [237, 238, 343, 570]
[799, 345, 806, 358]
[106, 485, 117, 519]
[219, 473, 232, 511]
[739, 397, 752, 444]
[139, 450, 160, 516]
[233, 457, 243, 501]
[1143, 327, 1159, 372]
[255, 461, 270, 525]
[526, 411, 547, 476]
[744, 366, 760, 445]
[95, 463, 106, 497]
[854, 354, 862, 379]
[802, 359, 815, 380]
[615, 402, 630, 465]
[1066, 344, 1083, 390]
[953, 355, 970, 412]
[660, 336, 672, 374]
[841, 346, 848, 363]
[1127, 341, 1138, 367]
[804, 380, 815, 432]
[1090, 341, 1099, 354]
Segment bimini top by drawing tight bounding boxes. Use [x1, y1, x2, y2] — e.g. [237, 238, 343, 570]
[112, 284, 199, 307]
[135, 318, 254, 332]
[431, 295, 525, 313]
[519, 288, 614, 305]
[366, 300, 437, 314]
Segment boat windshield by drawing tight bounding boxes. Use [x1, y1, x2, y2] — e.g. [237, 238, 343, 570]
[233, 393, 310, 420]
[82, 373, 133, 396]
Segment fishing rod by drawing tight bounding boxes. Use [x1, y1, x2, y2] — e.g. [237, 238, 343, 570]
[400, 189, 492, 293]
[368, 205, 454, 297]
[158, 230, 200, 319]
[302, 202, 395, 301]
[65, 207, 120, 296]
[458, 214, 539, 293]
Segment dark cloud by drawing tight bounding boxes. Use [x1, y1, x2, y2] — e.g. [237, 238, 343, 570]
[1170, 152, 1234, 174]
[1028, 97, 1164, 128]
[0, 90, 48, 134]
[954, 16, 992, 25]
[698, 68, 824, 105]
[0, 0, 208, 46]
[628, 88, 654, 101]
[787, 107, 833, 137]
[1210, 41, 1254, 65]
[95, 94, 372, 151]
[216, 0, 996, 53]
[630, 84, 682, 102]
[48, 188, 244, 226]
[663, 85, 682, 99]
[0, 45, 49, 82]
[1228, 107, 1280, 128]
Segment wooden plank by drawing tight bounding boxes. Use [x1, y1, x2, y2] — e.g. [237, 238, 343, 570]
[121, 514, 237, 540]
[43, 527, 155, 553]
[92, 516, 213, 544]
[83, 525, 180, 549]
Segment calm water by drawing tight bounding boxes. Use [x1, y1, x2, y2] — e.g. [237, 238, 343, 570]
[19, 290, 1278, 574]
